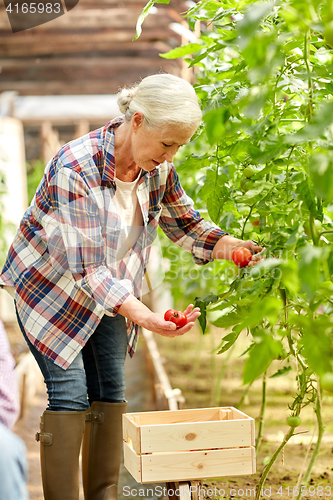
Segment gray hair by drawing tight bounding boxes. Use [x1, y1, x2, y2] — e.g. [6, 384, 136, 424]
[117, 74, 202, 130]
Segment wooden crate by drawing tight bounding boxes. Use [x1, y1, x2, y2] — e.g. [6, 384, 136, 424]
[123, 406, 256, 483]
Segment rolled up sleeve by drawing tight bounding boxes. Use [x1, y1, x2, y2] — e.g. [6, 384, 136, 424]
[159, 165, 228, 265]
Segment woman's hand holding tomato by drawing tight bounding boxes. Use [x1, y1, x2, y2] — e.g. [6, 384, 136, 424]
[164, 309, 188, 328]
[231, 240, 265, 268]
[144, 304, 201, 338]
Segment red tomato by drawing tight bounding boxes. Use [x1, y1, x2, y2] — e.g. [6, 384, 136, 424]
[164, 309, 188, 328]
[251, 219, 260, 226]
[232, 247, 253, 268]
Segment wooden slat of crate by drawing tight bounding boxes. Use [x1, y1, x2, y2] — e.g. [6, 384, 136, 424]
[123, 407, 255, 454]
[140, 447, 255, 483]
[123, 441, 141, 484]
[123, 415, 141, 454]
[140, 418, 254, 453]
[125, 407, 229, 426]
[231, 408, 256, 446]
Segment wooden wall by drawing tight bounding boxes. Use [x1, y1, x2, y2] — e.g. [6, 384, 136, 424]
[0, 0, 190, 95]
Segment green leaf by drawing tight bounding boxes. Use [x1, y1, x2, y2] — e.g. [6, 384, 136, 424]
[296, 179, 321, 218]
[203, 108, 231, 145]
[219, 212, 235, 230]
[159, 43, 204, 59]
[239, 181, 273, 204]
[237, 1, 275, 49]
[284, 101, 333, 145]
[217, 330, 241, 354]
[194, 293, 219, 334]
[249, 142, 286, 165]
[270, 366, 292, 378]
[243, 335, 283, 384]
[280, 260, 300, 295]
[301, 320, 333, 377]
[133, 0, 170, 41]
[239, 295, 283, 330]
[176, 154, 211, 172]
[211, 309, 247, 329]
[309, 153, 333, 203]
[298, 245, 322, 301]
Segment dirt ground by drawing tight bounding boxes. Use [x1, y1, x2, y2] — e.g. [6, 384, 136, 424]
[155, 324, 333, 500]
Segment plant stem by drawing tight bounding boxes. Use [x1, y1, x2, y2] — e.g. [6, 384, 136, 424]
[241, 203, 255, 240]
[295, 384, 325, 500]
[309, 215, 319, 246]
[304, 28, 313, 120]
[255, 358, 308, 499]
[210, 328, 217, 406]
[236, 382, 253, 409]
[285, 146, 295, 204]
[255, 427, 295, 500]
[256, 372, 267, 453]
[213, 344, 234, 406]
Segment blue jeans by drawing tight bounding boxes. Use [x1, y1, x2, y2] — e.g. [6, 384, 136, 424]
[16, 310, 128, 411]
[0, 423, 29, 500]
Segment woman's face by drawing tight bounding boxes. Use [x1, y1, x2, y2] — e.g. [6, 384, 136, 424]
[131, 113, 196, 171]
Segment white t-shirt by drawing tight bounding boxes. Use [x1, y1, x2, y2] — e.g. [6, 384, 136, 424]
[114, 171, 143, 262]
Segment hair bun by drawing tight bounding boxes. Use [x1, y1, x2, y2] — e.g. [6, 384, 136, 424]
[117, 86, 138, 114]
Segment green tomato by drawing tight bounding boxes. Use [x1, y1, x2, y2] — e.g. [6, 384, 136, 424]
[320, 372, 333, 393]
[303, 219, 322, 238]
[240, 178, 254, 193]
[287, 416, 301, 428]
[243, 166, 256, 178]
[324, 21, 333, 47]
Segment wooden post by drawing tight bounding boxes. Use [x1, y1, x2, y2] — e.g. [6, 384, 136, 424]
[40, 120, 61, 164]
[0, 117, 28, 322]
[73, 118, 90, 139]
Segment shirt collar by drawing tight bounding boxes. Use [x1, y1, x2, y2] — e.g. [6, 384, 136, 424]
[102, 116, 157, 183]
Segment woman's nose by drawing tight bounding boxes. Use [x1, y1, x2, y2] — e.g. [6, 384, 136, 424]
[163, 146, 178, 162]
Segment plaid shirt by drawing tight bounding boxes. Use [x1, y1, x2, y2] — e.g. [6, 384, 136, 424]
[0, 118, 227, 370]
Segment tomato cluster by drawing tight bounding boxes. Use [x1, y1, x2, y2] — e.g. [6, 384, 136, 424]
[164, 309, 188, 328]
[240, 166, 257, 193]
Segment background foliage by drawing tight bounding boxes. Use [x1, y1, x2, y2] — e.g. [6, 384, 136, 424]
[140, 0, 333, 494]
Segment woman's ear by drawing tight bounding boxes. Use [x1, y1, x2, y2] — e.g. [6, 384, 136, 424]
[132, 112, 144, 132]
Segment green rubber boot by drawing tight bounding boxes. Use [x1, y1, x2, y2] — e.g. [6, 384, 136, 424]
[36, 410, 86, 500]
[82, 401, 127, 500]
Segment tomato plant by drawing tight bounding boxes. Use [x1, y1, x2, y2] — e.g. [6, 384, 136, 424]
[164, 309, 188, 328]
[232, 247, 253, 267]
[137, 0, 333, 496]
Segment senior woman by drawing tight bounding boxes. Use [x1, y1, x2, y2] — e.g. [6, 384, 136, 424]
[0, 74, 261, 500]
